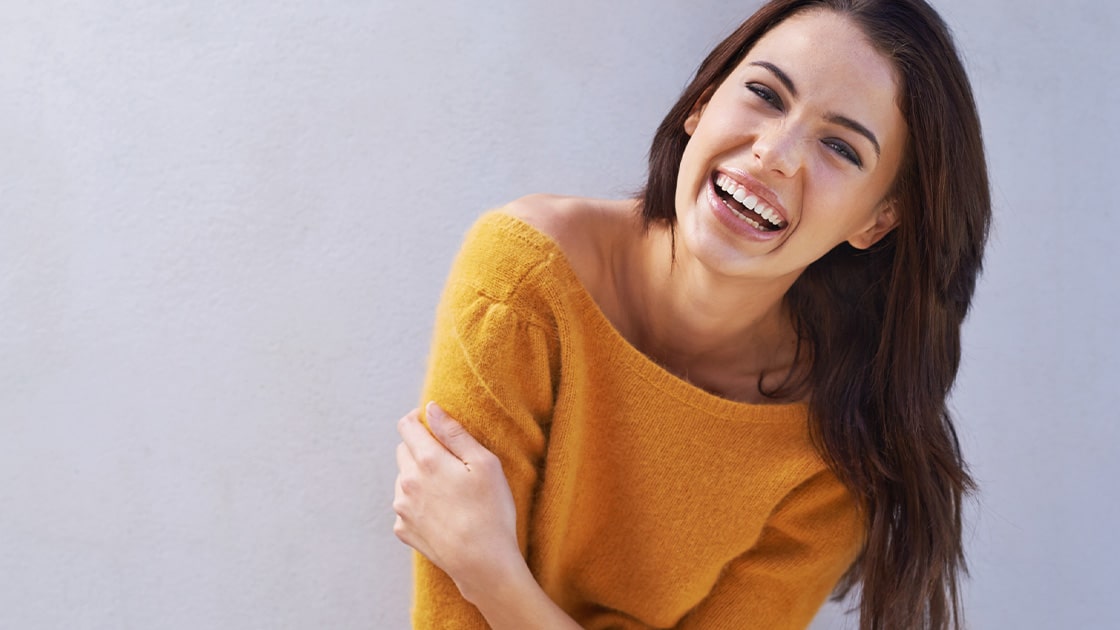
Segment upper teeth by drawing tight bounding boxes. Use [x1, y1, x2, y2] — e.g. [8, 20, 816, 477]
[716, 174, 783, 227]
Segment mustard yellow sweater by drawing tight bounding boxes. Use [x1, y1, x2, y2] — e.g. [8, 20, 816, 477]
[414, 211, 864, 629]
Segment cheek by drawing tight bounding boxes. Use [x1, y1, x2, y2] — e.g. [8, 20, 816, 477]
[675, 116, 748, 198]
[800, 183, 882, 240]
[697, 108, 754, 149]
[675, 133, 717, 200]
[690, 91, 756, 143]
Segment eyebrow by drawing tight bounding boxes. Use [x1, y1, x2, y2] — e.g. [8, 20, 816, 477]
[749, 60, 882, 158]
[826, 114, 881, 158]
[750, 61, 797, 97]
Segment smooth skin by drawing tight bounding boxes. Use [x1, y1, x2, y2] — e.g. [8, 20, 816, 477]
[394, 9, 907, 627]
[394, 403, 581, 629]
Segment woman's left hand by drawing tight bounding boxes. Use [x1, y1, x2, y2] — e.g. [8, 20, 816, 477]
[393, 401, 522, 603]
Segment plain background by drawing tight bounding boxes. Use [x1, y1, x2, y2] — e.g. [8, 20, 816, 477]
[2, 1, 1117, 628]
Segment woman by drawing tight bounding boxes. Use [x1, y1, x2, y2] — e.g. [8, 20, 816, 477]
[393, 0, 990, 628]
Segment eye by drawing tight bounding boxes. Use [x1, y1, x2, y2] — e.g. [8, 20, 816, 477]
[823, 138, 863, 169]
[745, 82, 784, 111]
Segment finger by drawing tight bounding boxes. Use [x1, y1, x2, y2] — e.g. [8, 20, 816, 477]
[396, 441, 415, 475]
[425, 401, 481, 463]
[393, 514, 413, 547]
[393, 473, 422, 527]
[393, 472, 410, 512]
[395, 408, 420, 436]
[395, 444, 423, 502]
[397, 408, 447, 463]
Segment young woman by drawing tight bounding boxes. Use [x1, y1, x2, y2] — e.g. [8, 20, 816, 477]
[393, 0, 990, 628]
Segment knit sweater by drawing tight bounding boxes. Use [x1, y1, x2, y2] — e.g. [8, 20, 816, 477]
[413, 211, 864, 630]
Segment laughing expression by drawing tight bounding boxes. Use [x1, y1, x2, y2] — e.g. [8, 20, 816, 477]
[674, 9, 909, 282]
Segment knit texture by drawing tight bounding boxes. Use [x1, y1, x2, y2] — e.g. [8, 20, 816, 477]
[413, 211, 864, 629]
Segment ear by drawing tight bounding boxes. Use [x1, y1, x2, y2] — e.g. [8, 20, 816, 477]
[683, 88, 716, 136]
[684, 105, 704, 136]
[847, 199, 899, 250]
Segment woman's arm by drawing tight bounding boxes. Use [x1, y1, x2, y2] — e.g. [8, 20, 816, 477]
[394, 404, 581, 630]
[398, 214, 564, 627]
[397, 401, 863, 630]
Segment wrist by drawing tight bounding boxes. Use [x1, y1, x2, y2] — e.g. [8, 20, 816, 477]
[455, 546, 530, 608]
[460, 552, 583, 630]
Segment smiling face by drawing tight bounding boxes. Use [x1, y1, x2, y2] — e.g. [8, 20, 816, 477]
[673, 8, 908, 281]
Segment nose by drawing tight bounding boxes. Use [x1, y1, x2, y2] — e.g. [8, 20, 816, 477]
[752, 122, 804, 178]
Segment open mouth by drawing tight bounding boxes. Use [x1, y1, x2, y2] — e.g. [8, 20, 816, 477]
[712, 173, 787, 232]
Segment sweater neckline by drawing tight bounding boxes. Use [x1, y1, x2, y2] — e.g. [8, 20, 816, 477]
[490, 210, 809, 424]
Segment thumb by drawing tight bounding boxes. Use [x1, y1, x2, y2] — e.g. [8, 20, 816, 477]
[426, 401, 477, 462]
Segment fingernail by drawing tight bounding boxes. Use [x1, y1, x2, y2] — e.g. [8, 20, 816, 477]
[426, 401, 442, 419]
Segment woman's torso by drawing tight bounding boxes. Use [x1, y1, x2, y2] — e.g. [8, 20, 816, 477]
[444, 208, 861, 628]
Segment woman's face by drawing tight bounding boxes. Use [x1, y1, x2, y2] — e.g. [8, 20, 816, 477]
[674, 9, 908, 282]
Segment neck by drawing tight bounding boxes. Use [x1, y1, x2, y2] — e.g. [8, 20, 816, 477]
[620, 223, 801, 381]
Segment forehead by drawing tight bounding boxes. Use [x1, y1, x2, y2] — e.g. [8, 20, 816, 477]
[740, 9, 902, 120]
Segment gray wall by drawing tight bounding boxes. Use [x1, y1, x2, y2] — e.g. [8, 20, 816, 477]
[1, 1, 1116, 628]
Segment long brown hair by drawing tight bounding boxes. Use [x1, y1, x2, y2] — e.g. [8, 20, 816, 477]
[640, 1, 991, 628]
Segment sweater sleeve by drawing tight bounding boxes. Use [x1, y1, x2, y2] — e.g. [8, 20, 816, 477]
[410, 218, 559, 629]
[676, 469, 865, 630]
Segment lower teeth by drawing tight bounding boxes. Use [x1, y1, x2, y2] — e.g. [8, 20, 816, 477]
[728, 202, 768, 231]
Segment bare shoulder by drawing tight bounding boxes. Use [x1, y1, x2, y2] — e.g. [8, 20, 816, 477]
[499, 194, 638, 290]
[500, 193, 636, 252]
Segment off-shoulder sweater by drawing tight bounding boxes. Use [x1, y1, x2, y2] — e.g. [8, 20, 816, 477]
[412, 211, 864, 629]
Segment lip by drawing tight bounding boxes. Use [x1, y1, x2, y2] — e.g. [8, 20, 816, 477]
[705, 170, 790, 242]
